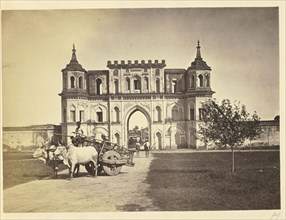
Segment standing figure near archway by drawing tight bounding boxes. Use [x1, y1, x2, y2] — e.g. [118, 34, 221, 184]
[144, 139, 150, 158]
[128, 137, 136, 164]
[135, 138, 141, 157]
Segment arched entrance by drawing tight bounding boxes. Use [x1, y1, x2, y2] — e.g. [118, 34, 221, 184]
[167, 125, 186, 149]
[125, 106, 151, 148]
[156, 132, 162, 149]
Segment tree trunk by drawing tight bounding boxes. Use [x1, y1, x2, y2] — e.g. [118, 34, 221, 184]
[231, 146, 235, 173]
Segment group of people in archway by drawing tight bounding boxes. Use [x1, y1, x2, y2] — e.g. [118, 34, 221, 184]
[128, 136, 150, 158]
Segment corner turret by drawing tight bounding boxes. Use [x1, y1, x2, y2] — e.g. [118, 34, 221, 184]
[186, 41, 214, 95]
[60, 44, 87, 95]
[62, 44, 86, 72]
[188, 40, 211, 71]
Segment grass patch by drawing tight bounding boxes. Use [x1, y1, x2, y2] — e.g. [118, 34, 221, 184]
[3, 152, 66, 189]
[147, 151, 280, 211]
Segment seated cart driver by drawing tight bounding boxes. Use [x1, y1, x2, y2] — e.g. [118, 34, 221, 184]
[72, 121, 85, 147]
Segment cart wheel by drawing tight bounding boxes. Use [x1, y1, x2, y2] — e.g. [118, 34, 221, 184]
[102, 151, 122, 176]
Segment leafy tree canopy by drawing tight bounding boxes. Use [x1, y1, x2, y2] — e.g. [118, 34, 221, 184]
[198, 99, 261, 149]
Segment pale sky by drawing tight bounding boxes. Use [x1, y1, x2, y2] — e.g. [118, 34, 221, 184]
[2, 7, 281, 127]
[129, 111, 148, 130]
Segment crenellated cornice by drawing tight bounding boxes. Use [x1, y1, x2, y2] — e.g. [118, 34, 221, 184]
[107, 59, 166, 69]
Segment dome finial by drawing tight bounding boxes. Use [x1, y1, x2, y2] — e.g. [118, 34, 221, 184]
[196, 40, 201, 59]
[71, 43, 77, 62]
[63, 44, 86, 72]
[189, 40, 211, 71]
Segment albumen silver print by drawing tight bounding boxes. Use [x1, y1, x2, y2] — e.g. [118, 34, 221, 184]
[1, 2, 285, 220]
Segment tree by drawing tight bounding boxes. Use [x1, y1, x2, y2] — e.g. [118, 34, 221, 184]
[246, 116, 262, 151]
[198, 99, 261, 173]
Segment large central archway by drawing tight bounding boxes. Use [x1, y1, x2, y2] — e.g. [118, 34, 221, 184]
[124, 106, 151, 148]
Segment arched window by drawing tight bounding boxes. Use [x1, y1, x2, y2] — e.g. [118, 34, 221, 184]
[144, 77, 149, 91]
[156, 79, 160, 93]
[134, 77, 141, 91]
[70, 76, 75, 88]
[96, 78, 102, 95]
[198, 75, 203, 87]
[114, 79, 119, 93]
[206, 75, 210, 87]
[156, 132, 162, 149]
[155, 68, 160, 76]
[172, 79, 178, 93]
[114, 107, 120, 122]
[70, 105, 76, 122]
[175, 132, 181, 146]
[79, 106, 84, 122]
[96, 107, 103, 123]
[156, 106, 162, 122]
[78, 76, 83, 89]
[126, 78, 130, 91]
[114, 69, 119, 76]
[172, 105, 179, 121]
[190, 108, 195, 120]
[115, 133, 120, 145]
[191, 75, 195, 88]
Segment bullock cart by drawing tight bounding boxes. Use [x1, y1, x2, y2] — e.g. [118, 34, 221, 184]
[48, 134, 135, 177]
[83, 137, 135, 176]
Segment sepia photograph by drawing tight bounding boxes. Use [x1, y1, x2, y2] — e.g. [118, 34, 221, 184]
[1, 1, 285, 219]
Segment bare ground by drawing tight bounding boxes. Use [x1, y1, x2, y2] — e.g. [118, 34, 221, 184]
[3, 155, 158, 212]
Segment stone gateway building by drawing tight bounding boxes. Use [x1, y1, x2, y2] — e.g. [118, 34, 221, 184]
[59, 42, 214, 149]
[2, 43, 279, 151]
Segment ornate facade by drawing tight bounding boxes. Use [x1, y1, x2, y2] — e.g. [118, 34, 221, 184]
[59, 42, 215, 149]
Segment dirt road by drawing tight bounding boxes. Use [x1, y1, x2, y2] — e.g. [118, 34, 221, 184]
[3, 155, 158, 212]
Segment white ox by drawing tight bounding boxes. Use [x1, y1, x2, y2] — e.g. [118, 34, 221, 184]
[54, 144, 98, 179]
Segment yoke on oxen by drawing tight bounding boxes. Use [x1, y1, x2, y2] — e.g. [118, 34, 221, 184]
[32, 140, 65, 178]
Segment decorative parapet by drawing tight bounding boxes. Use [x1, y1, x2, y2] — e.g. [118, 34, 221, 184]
[164, 69, 186, 74]
[88, 70, 109, 75]
[107, 59, 166, 69]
